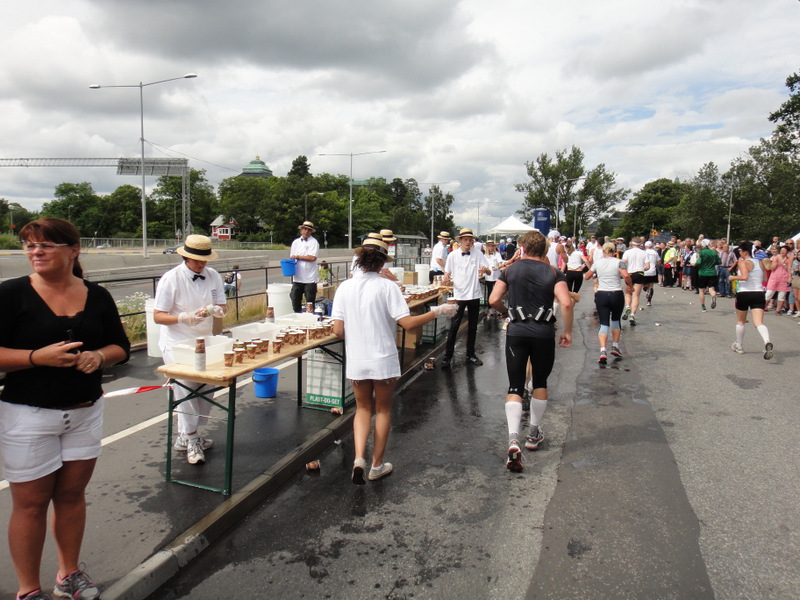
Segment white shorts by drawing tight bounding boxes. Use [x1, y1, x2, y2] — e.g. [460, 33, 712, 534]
[764, 289, 788, 301]
[0, 399, 104, 483]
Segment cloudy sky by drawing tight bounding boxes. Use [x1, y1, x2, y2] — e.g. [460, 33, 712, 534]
[1, 0, 798, 235]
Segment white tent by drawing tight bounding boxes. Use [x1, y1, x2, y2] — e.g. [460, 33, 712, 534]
[486, 215, 534, 236]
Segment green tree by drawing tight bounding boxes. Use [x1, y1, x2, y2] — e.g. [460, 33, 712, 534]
[617, 178, 687, 240]
[0, 199, 36, 233]
[424, 184, 455, 240]
[768, 70, 800, 150]
[516, 146, 626, 235]
[40, 182, 102, 236]
[287, 155, 311, 179]
[151, 169, 217, 238]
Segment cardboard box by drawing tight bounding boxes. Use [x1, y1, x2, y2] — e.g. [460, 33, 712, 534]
[304, 341, 353, 410]
[396, 325, 422, 349]
[403, 271, 418, 285]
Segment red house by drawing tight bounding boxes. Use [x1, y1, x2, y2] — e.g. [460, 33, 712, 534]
[211, 215, 237, 240]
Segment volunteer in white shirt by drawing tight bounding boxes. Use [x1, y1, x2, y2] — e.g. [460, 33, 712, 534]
[429, 231, 451, 284]
[289, 220, 320, 312]
[153, 234, 226, 465]
[441, 228, 491, 368]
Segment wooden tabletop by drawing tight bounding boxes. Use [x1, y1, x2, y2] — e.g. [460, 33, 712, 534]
[157, 334, 340, 386]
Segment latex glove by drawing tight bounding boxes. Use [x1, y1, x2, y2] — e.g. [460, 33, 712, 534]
[431, 303, 458, 318]
[212, 305, 226, 319]
[178, 309, 207, 327]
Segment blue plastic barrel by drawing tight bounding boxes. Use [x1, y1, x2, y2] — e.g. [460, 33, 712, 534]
[533, 207, 551, 234]
[253, 367, 280, 398]
[280, 258, 297, 277]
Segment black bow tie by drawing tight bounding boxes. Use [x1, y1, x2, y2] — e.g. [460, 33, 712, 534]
[462, 252, 470, 256]
[192, 273, 205, 281]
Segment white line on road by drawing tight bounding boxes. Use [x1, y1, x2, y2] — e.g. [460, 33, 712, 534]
[0, 359, 297, 491]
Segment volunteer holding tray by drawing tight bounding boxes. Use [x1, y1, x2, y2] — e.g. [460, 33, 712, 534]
[153, 234, 226, 466]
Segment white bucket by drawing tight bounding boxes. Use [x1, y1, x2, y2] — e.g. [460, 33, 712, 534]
[389, 267, 405, 281]
[414, 264, 430, 283]
[144, 298, 162, 358]
[267, 283, 294, 318]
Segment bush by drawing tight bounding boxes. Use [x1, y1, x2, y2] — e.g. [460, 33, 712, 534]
[0, 233, 21, 249]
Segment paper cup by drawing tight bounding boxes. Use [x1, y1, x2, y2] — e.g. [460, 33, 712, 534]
[234, 348, 245, 363]
[246, 344, 257, 359]
[223, 351, 235, 367]
[272, 340, 282, 354]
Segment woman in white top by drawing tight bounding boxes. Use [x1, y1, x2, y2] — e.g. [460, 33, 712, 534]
[728, 241, 773, 359]
[584, 242, 632, 364]
[332, 235, 457, 484]
[564, 240, 591, 293]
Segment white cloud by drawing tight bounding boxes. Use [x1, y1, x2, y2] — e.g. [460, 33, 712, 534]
[0, 0, 798, 238]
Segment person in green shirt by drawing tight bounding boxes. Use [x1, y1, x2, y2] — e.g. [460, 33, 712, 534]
[696, 238, 721, 311]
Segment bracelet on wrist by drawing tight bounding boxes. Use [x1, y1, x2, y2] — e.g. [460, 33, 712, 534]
[29, 349, 39, 368]
[96, 349, 107, 368]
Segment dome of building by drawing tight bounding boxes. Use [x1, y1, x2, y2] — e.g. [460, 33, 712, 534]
[239, 155, 274, 178]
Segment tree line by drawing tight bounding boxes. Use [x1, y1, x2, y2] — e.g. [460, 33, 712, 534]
[2, 70, 798, 246]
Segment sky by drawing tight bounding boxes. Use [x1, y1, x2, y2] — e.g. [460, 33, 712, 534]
[1, 0, 798, 237]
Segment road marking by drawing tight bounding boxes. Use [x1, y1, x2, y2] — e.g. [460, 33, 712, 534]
[0, 359, 297, 491]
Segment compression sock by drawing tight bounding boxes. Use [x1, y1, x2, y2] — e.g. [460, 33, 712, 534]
[505, 400, 523, 438]
[736, 324, 745, 346]
[530, 398, 548, 428]
[756, 324, 770, 344]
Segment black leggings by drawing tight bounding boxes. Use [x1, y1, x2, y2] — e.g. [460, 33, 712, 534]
[595, 290, 625, 326]
[505, 335, 555, 396]
[565, 270, 584, 293]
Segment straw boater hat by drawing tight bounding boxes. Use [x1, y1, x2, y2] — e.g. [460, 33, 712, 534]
[437, 231, 452, 240]
[456, 227, 477, 240]
[380, 229, 397, 242]
[485, 239, 497, 245]
[177, 234, 218, 261]
[362, 232, 391, 258]
[298, 221, 316, 232]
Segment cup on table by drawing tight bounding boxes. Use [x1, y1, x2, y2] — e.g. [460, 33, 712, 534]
[272, 340, 282, 354]
[234, 348, 245, 363]
[260, 339, 270, 353]
[223, 351, 235, 367]
[252, 338, 262, 354]
[246, 344, 257, 359]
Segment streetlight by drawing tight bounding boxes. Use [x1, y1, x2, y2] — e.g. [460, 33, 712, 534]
[573, 196, 593, 240]
[557, 176, 587, 231]
[726, 185, 734, 243]
[90, 73, 197, 258]
[318, 150, 386, 249]
[303, 191, 325, 220]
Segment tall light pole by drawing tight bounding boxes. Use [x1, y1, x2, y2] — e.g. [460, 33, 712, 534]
[557, 176, 587, 231]
[90, 73, 197, 258]
[318, 150, 386, 249]
[726, 185, 734, 243]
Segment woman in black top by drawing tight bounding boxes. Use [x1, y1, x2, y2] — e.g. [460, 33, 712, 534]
[0, 218, 130, 600]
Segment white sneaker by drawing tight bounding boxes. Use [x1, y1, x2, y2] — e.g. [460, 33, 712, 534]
[174, 436, 214, 452]
[731, 342, 744, 355]
[187, 441, 206, 465]
[368, 462, 394, 481]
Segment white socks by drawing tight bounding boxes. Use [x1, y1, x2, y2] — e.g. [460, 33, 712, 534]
[736, 324, 745, 346]
[505, 400, 523, 438]
[530, 399, 548, 427]
[756, 324, 770, 344]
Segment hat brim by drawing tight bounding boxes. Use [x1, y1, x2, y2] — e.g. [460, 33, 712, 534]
[456, 234, 477, 240]
[299, 225, 316, 232]
[177, 246, 218, 261]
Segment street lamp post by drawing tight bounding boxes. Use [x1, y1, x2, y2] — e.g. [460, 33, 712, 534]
[558, 176, 587, 232]
[90, 73, 197, 258]
[318, 150, 386, 249]
[726, 185, 734, 243]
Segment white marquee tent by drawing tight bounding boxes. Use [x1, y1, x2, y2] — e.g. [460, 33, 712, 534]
[486, 215, 535, 236]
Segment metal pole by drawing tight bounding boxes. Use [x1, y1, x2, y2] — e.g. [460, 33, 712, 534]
[726, 186, 733, 242]
[140, 82, 148, 258]
[348, 153, 353, 250]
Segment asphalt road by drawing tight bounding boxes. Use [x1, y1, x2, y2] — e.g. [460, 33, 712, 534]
[146, 288, 799, 600]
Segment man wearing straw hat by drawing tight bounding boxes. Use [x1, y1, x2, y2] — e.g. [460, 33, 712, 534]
[289, 221, 320, 313]
[442, 228, 492, 367]
[429, 231, 451, 284]
[153, 234, 227, 466]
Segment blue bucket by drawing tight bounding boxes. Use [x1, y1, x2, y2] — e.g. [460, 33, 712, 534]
[280, 258, 297, 277]
[253, 367, 279, 398]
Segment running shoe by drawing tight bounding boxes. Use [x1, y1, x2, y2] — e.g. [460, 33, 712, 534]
[646, 301, 652, 307]
[622, 306, 631, 320]
[506, 440, 523, 472]
[525, 426, 544, 451]
[610, 347, 622, 357]
[352, 457, 367, 485]
[731, 342, 744, 355]
[711, 296, 717, 309]
[764, 342, 774, 360]
[440, 356, 452, 369]
[53, 568, 100, 600]
[187, 441, 206, 465]
[18, 590, 51, 600]
[629, 315, 637, 326]
[466, 356, 484, 366]
[701, 305, 707, 312]
[368, 462, 393, 481]
[174, 435, 214, 452]
[598, 351, 608, 364]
